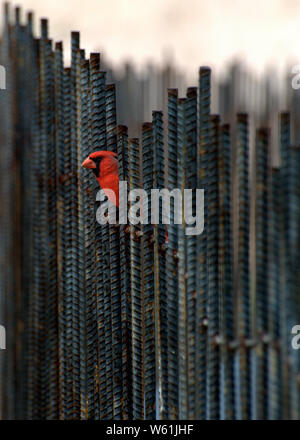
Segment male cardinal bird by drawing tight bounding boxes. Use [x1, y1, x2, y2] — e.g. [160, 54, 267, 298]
[81, 150, 119, 207]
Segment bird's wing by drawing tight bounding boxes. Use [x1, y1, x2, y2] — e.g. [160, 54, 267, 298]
[98, 174, 119, 207]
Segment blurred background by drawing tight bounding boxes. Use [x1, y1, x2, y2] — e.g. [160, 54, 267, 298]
[1, 0, 300, 134]
[2, 0, 300, 74]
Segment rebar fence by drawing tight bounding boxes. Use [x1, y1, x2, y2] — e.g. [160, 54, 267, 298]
[0, 4, 299, 420]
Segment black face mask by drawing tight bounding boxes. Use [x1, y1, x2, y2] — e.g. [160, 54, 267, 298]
[91, 156, 103, 178]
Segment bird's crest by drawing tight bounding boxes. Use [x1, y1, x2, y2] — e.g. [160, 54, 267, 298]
[89, 151, 117, 159]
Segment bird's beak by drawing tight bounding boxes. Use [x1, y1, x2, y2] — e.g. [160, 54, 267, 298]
[81, 157, 96, 169]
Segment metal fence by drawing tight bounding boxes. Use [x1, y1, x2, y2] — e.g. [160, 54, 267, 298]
[0, 4, 299, 420]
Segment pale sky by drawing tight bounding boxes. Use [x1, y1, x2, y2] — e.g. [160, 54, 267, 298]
[3, 0, 300, 78]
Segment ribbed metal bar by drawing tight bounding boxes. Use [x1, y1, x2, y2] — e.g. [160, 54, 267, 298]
[0, 3, 14, 420]
[255, 128, 270, 420]
[177, 98, 188, 419]
[288, 146, 300, 419]
[109, 222, 122, 420]
[69, 32, 81, 419]
[279, 113, 292, 420]
[90, 53, 107, 419]
[185, 88, 198, 419]
[8, 3, 22, 420]
[117, 125, 133, 419]
[41, 36, 58, 420]
[54, 41, 65, 419]
[75, 47, 87, 420]
[142, 121, 156, 420]
[63, 66, 74, 419]
[14, 9, 24, 413]
[196, 67, 211, 420]
[166, 88, 179, 420]
[128, 138, 144, 420]
[106, 83, 122, 419]
[17, 11, 34, 419]
[152, 111, 167, 419]
[236, 113, 251, 419]
[280, 112, 291, 252]
[152, 111, 168, 419]
[268, 167, 282, 420]
[83, 56, 99, 419]
[206, 114, 220, 420]
[99, 70, 112, 420]
[218, 124, 234, 419]
[24, 17, 40, 421]
[44, 36, 59, 421]
[36, 20, 50, 418]
[79, 57, 90, 419]
[106, 83, 117, 153]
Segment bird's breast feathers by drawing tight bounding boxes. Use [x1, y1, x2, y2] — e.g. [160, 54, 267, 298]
[98, 174, 119, 207]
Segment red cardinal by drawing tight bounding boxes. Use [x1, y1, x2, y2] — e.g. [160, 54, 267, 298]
[81, 151, 119, 207]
